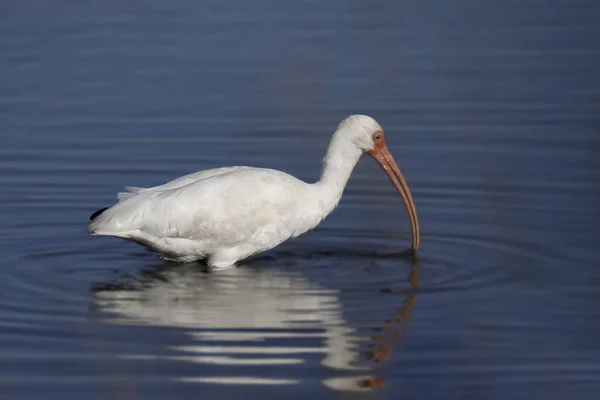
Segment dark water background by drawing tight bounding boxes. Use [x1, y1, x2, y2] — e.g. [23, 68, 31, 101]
[1, 0, 600, 398]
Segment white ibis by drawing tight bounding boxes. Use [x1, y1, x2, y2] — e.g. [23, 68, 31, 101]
[89, 115, 420, 269]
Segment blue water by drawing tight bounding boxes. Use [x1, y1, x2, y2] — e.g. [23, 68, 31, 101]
[1, 1, 600, 398]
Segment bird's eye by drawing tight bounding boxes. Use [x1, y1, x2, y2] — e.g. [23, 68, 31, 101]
[374, 134, 381, 141]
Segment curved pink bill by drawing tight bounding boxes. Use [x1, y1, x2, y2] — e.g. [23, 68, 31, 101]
[368, 144, 420, 251]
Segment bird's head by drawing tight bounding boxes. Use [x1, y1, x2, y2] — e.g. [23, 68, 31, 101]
[335, 114, 385, 152]
[335, 114, 420, 251]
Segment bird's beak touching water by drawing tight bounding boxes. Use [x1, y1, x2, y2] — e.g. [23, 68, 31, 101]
[368, 132, 420, 251]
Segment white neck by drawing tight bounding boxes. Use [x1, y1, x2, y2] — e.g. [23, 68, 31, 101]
[311, 129, 363, 215]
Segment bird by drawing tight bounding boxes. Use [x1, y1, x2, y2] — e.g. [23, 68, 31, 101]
[88, 115, 420, 269]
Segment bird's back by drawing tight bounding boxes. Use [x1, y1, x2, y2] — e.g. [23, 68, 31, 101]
[88, 167, 317, 250]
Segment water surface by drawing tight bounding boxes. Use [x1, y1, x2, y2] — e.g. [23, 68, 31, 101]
[1, 1, 600, 398]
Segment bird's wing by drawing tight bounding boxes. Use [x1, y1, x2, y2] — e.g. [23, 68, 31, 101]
[90, 168, 310, 248]
[116, 166, 253, 202]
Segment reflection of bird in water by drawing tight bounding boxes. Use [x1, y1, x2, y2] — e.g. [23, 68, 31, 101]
[92, 257, 419, 391]
[367, 261, 419, 363]
[88, 115, 419, 268]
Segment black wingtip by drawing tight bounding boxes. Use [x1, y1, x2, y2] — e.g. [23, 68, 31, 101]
[90, 207, 109, 221]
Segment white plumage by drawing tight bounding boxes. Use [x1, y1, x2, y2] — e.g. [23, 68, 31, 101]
[89, 115, 419, 269]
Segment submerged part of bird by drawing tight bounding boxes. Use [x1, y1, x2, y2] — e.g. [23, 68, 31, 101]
[88, 114, 420, 269]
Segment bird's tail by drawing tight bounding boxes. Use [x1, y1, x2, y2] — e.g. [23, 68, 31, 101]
[90, 207, 109, 221]
[117, 186, 146, 202]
